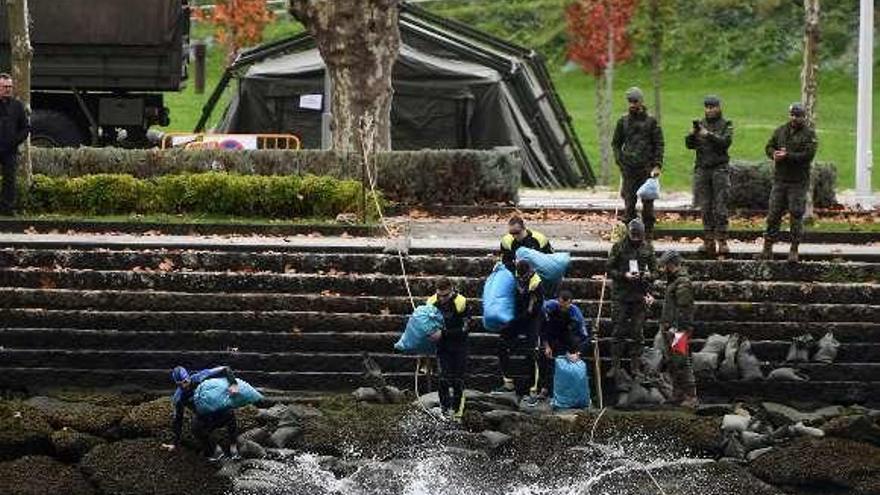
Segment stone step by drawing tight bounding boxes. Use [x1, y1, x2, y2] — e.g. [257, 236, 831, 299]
[1, 349, 877, 382]
[3, 309, 880, 342]
[1, 268, 877, 304]
[2, 328, 878, 363]
[1, 289, 877, 323]
[2, 248, 877, 283]
[1, 367, 878, 406]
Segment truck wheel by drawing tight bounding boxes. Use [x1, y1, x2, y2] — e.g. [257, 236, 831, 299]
[30, 109, 88, 147]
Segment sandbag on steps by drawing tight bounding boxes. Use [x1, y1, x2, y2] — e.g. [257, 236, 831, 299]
[194, 377, 264, 415]
[699, 334, 729, 356]
[482, 263, 516, 332]
[394, 305, 445, 354]
[737, 338, 765, 381]
[719, 333, 741, 380]
[813, 332, 840, 364]
[785, 334, 815, 363]
[515, 247, 571, 287]
[551, 357, 590, 410]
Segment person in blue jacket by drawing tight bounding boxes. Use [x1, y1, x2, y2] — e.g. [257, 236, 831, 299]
[160, 365, 240, 461]
[528, 290, 589, 405]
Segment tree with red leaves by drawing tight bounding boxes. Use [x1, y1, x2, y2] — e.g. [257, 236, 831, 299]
[566, 0, 638, 185]
[196, 0, 274, 63]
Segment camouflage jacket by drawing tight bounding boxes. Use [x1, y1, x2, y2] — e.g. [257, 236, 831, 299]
[765, 123, 818, 183]
[612, 110, 664, 171]
[685, 116, 733, 169]
[607, 237, 657, 302]
[659, 269, 695, 331]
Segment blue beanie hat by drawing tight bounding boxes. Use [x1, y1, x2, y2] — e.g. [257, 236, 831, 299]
[171, 366, 189, 383]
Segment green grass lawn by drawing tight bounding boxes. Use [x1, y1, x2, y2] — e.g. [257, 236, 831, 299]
[164, 21, 880, 193]
[9, 212, 348, 226]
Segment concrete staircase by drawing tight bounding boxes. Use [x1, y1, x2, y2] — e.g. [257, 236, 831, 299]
[1, 243, 878, 406]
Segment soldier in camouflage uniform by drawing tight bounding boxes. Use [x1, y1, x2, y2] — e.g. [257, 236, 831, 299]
[686, 95, 734, 258]
[763, 103, 818, 263]
[612, 87, 664, 240]
[656, 250, 697, 408]
[607, 219, 657, 376]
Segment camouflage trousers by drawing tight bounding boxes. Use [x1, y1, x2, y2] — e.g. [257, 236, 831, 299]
[611, 298, 647, 363]
[765, 181, 808, 243]
[667, 354, 697, 402]
[693, 166, 730, 235]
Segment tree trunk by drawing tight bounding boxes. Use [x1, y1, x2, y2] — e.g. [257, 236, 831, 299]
[289, 0, 400, 153]
[649, 0, 663, 125]
[599, 0, 615, 186]
[6, 0, 32, 186]
[596, 75, 610, 186]
[802, 0, 820, 219]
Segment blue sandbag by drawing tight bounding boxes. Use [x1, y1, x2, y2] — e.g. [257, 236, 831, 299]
[551, 357, 590, 410]
[394, 304, 444, 354]
[515, 247, 571, 287]
[482, 263, 516, 332]
[637, 177, 661, 201]
[194, 377, 264, 415]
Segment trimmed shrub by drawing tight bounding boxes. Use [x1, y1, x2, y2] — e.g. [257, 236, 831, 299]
[16, 173, 382, 219]
[24, 147, 523, 205]
[695, 160, 838, 210]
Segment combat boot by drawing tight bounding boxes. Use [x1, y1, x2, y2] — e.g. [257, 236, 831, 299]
[716, 232, 730, 258]
[760, 238, 774, 260]
[788, 243, 799, 263]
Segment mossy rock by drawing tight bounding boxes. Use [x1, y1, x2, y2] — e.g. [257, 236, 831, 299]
[0, 455, 95, 495]
[298, 395, 411, 458]
[750, 437, 880, 494]
[51, 390, 159, 408]
[119, 398, 174, 439]
[23, 397, 125, 438]
[50, 429, 106, 463]
[0, 401, 53, 461]
[594, 460, 782, 495]
[583, 410, 723, 457]
[80, 438, 230, 495]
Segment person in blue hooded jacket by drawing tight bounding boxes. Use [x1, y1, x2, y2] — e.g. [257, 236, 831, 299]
[528, 290, 589, 405]
[160, 365, 240, 461]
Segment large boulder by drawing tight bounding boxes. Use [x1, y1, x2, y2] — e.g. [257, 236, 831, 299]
[584, 410, 723, 458]
[118, 398, 174, 439]
[0, 455, 95, 495]
[822, 414, 880, 448]
[24, 396, 125, 438]
[50, 429, 106, 462]
[80, 438, 230, 495]
[750, 437, 880, 494]
[593, 460, 782, 495]
[0, 401, 53, 461]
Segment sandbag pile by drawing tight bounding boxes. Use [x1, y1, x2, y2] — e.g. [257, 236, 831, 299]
[718, 405, 825, 463]
[612, 331, 674, 407]
[692, 333, 764, 381]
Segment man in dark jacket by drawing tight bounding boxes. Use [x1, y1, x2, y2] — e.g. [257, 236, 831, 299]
[530, 290, 588, 404]
[657, 250, 697, 408]
[0, 73, 30, 216]
[500, 215, 553, 273]
[607, 219, 657, 376]
[492, 259, 544, 397]
[612, 87, 664, 239]
[686, 95, 734, 258]
[427, 277, 470, 421]
[161, 365, 240, 461]
[763, 103, 818, 263]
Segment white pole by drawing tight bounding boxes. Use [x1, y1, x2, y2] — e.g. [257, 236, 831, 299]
[321, 69, 333, 150]
[855, 0, 873, 197]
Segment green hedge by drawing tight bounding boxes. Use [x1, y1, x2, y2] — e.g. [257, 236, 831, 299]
[693, 161, 838, 210]
[15, 173, 381, 218]
[25, 147, 523, 205]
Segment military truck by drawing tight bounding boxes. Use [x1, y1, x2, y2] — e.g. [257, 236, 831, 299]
[0, 0, 190, 147]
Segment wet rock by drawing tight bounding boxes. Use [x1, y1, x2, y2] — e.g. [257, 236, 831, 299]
[823, 414, 880, 447]
[119, 398, 173, 438]
[239, 426, 272, 447]
[481, 430, 511, 449]
[353, 387, 381, 403]
[0, 455, 95, 495]
[0, 401, 52, 461]
[762, 402, 820, 426]
[24, 396, 125, 438]
[750, 437, 880, 494]
[584, 409, 723, 458]
[80, 438, 230, 495]
[239, 439, 267, 459]
[270, 426, 302, 449]
[746, 446, 774, 462]
[50, 428, 105, 462]
[697, 404, 734, 416]
[517, 462, 541, 479]
[593, 459, 782, 495]
[741, 431, 770, 452]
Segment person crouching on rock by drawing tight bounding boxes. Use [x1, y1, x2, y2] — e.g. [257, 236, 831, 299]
[528, 289, 589, 406]
[657, 251, 699, 408]
[492, 259, 545, 399]
[161, 365, 241, 461]
[426, 277, 471, 422]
